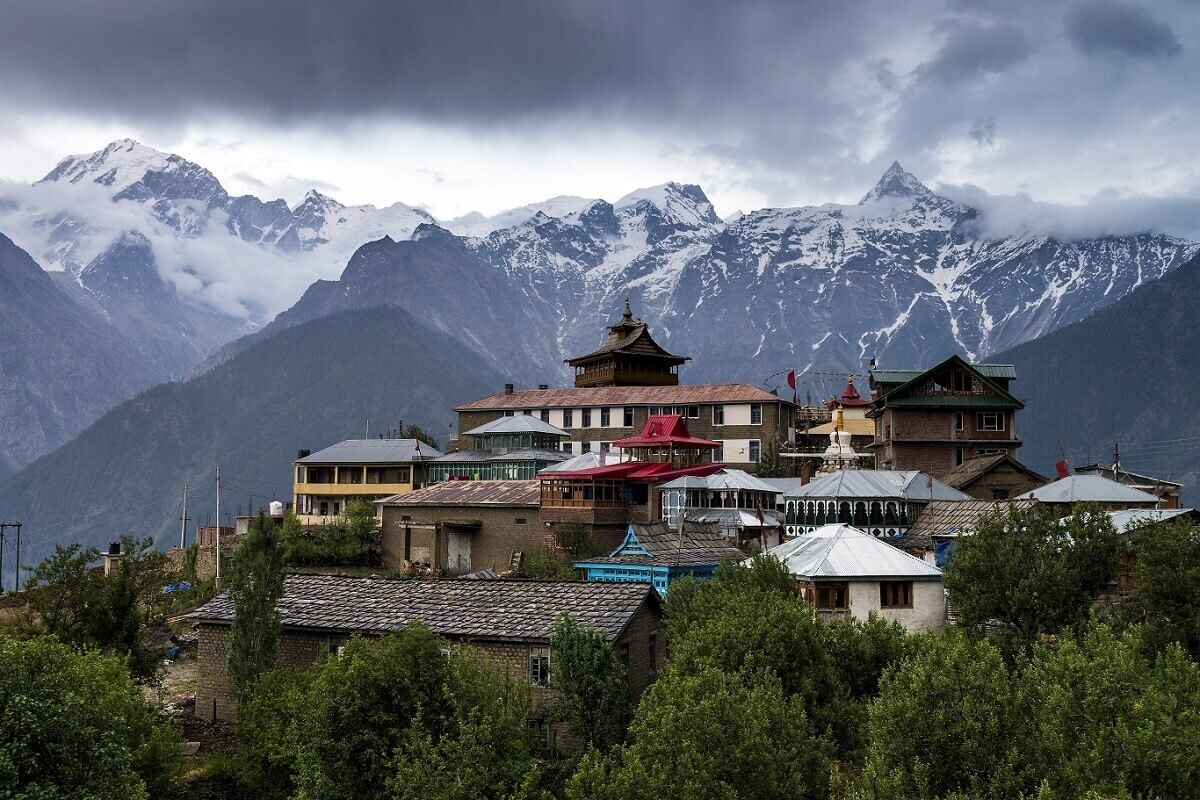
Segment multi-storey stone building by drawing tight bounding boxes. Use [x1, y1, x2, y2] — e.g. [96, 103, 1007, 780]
[867, 356, 1024, 478]
[453, 304, 796, 471]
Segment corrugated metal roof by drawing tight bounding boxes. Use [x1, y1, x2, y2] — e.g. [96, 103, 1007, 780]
[763, 524, 943, 580]
[782, 470, 970, 502]
[659, 468, 779, 493]
[685, 508, 785, 528]
[1107, 508, 1197, 532]
[486, 448, 566, 463]
[456, 383, 791, 410]
[1016, 474, 1160, 504]
[190, 574, 656, 643]
[872, 364, 1016, 383]
[464, 416, 569, 437]
[379, 479, 540, 507]
[297, 439, 443, 464]
[539, 452, 627, 473]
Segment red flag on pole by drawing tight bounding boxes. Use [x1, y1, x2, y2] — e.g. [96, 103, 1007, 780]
[786, 370, 797, 404]
[1055, 459, 1069, 479]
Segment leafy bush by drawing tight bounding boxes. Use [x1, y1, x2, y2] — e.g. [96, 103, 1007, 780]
[232, 667, 313, 800]
[0, 636, 181, 799]
[283, 503, 380, 567]
[519, 548, 579, 580]
[567, 668, 831, 800]
[549, 615, 630, 751]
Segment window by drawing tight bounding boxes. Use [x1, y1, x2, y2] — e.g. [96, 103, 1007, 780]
[954, 412, 964, 432]
[600, 441, 610, 452]
[712, 440, 724, 462]
[540, 408, 550, 423]
[600, 407, 610, 426]
[978, 447, 1005, 455]
[581, 441, 592, 453]
[514, 517, 528, 525]
[951, 371, 973, 392]
[750, 403, 762, 425]
[623, 406, 635, 427]
[687, 405, 700, 419]
[954, 448, 967, 467]
[582, 408, 592, 427]
[879, 581, 913, 609]
[815, 583, 848, 609]
[562, 442, 573, 454]
[648, 633, 658, 675]
[713, 405, 725, 425]
[748, 440, 761, 463]
[529, 646, 550, 687]
[504, 410, 515, 417]
[523, 409, 532, 416]
[562, 408, 573, 428]
[977, 412, 1004, 431]
[296, 466, 306, 483]
[618, 642, 630, 670]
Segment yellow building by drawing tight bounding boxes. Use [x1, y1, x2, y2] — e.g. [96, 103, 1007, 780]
[293, 439, 443, 526]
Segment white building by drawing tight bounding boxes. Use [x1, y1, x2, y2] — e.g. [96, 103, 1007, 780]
[761, 523, 946, 631]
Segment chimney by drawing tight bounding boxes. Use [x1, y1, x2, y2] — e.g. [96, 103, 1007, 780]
[504, 383, 515, 394]
[103, 541, 123, 577]
[297, 448, 311, 460]
[538, 384, 549, 390]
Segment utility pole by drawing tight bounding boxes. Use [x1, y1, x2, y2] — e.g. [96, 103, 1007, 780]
[180, 483, 190, 549]
[1114, 442, 1121, 473]
[0, 523, 22, 592]
[215, 466, 222, 592]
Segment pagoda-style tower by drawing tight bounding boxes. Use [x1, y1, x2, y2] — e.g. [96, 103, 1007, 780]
[566, 300, 690, 388]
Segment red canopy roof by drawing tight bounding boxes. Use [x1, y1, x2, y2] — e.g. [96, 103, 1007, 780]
[611, 415, 719, 449]
[539, 460, 725, 483]
[825, 378, 870, 409]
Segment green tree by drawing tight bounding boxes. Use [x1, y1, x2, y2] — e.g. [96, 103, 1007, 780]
[751, 441, 788, 478]
[549, 615, 630, 751]
[863, 631, 1023, 799]
[663, 553, 793, 642]
[0, 636, 181, 799]
[404, 423, 441, 451]
[234, 667, 313, 800]
[25, 536, 167, 681]
[944, 503, 1120, 648]
[341, 499, 380, 549]
[1120, 519, 1200, 658]
[389, 652, 540, 800]
[226, 511, 288, 702]
[567, 668, 831, 800]
[294, 627, 453, 800]
[553, 521, 602, 559]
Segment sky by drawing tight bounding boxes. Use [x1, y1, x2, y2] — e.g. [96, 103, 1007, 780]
[0, 0, 1199, 228]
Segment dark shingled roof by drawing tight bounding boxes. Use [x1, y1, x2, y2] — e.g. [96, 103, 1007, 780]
[577, 520, 745, 568]
[899, 499, 1036, 552]
[939, 453, 1047, 490]
[190, 574, 657, 643]
[378, 479, 540, 507]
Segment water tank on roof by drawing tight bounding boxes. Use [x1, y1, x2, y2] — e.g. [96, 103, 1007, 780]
[269, 500, 284, 518]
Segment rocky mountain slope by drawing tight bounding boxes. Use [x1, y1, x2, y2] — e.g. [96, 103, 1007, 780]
[999, 251, 1200, 497]
[0, 306, 506, 577]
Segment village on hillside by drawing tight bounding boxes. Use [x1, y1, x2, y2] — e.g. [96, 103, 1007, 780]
[8, 301, 1200, 799]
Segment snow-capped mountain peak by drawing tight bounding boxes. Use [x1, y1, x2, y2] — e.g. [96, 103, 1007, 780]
[858, 161, 934, 204]
[41, 139, 181, 195]
[614, 181, 721, 230]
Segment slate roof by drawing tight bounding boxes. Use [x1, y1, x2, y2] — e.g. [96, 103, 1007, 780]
[456, 383, 790, 411]
[764, 523, 943, 581]
[899, 499, 1036, 551]
[297, 439, 444, 464]
[379, 480, 540, 507]
[576, 520, 745, 568]
[939, 453, 1047, 490]
[464, 416, 569, 437]
[190, 574, 656, 643]
[1016, 474, 1160, 504]
[566, 302, 688, 365]
[781, 470, 970, 502]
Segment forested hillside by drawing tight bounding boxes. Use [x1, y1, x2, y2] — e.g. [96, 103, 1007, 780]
[0, 306, 506, 578]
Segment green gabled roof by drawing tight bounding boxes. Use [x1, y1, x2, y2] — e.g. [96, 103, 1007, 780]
[872, 363, 1016, 385]
[871, 356, 1023, 411]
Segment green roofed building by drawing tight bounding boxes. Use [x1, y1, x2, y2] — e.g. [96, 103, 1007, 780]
[867, 355, 1025, 479]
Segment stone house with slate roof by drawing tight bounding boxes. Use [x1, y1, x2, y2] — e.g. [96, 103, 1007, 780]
[190, 575, 665, 724]
[939, 452, 1047, 501]
[868, 356, 1024, 478]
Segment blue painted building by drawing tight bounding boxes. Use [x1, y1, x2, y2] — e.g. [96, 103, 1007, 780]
[574, 520, 745, 595]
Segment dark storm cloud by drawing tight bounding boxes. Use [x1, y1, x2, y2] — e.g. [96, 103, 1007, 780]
[1065, 0, 1181, 58]
[0, 0, 860, 123]
[917, 21, 1033, 84]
